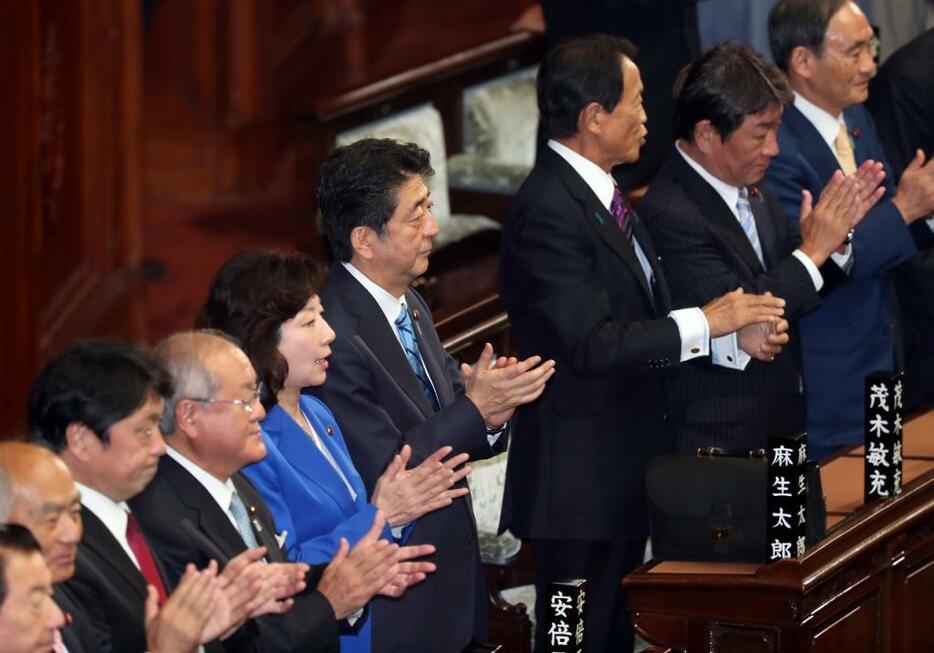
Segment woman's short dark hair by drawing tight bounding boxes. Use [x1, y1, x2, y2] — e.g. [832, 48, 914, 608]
[26, 339, 174, 452]
[196, 249, 324, 408]
[316, 138, 434, 263]
[0, 524, 42, 607]
[769, 0, 848, 71]
[537, 34, 637, 140]
[674, 42, 794, 143]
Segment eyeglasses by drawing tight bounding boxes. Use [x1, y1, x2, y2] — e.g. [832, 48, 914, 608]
[189, 384, 263, 413]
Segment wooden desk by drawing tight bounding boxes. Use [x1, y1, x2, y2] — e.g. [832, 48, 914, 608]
[624, 413, 934, 652]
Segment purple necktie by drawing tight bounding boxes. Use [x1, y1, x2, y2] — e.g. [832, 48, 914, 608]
[611, 186, 633, 242]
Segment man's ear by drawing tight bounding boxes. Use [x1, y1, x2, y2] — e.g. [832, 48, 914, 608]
[578, 102, 605, 136]
[788, 45, 814, 81]
[64, 423, 94, 462]
[175, 400, 198, 435]
[693, 119, 718, 154]
[350, 226, 375, 261]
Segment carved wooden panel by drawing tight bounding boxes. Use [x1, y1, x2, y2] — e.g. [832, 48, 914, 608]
[896, 551, 934, 651]
[0, 0, 144, 437]
[810, 591, 881, 651]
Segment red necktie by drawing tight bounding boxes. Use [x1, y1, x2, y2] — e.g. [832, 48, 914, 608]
[125, 510, 168, 605]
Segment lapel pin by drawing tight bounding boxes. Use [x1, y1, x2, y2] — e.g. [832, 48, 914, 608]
[593, 211, 605, 225]
[852, 127, 862, 139]
[749, 185, 761, 198]
[412, 308, 420, 321]
[325, 425, 334, 436]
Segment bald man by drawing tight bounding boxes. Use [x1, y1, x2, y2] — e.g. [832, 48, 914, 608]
[0, 441, 244, 653]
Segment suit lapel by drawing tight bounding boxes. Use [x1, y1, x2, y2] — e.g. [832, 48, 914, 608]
[79, 508, 148, 600]
[332, 265, 435, 417]
[785, 105, 843, 177]
[671, 149, 766, 274]
[405, 292, 455, 408]
[844, 106, 869, 165]
[231, 475, 284, 562]
[543, 149, 657, 311]
[265, 405, 357, 515]
[160, 457, 247, 560]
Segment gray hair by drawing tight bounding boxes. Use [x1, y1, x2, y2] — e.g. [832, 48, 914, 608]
[153, 330, 241, 435]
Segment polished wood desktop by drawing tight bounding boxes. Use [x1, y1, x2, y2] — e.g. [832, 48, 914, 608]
[624, 412, 934, 653]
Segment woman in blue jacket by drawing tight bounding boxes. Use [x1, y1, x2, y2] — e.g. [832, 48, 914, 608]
[197, 249, 470, 652]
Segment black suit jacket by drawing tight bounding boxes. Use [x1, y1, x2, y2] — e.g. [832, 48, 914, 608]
[128, 455, 339, 653]
[61, 506, 169, 652]
[53, 584, 100, 653]
[500, 147, 682, 542]
[640, 148, 846, 452]
[313, 263, 502, 653]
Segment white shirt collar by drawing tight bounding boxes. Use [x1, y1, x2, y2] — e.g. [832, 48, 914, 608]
[74, 481, 139, 570]
[675, 140, 741, 218]
[548, 139, 616, 209]
[342, 261, 407, 325]
[794, 92, 846, 150]
[166, 446, 237, 518]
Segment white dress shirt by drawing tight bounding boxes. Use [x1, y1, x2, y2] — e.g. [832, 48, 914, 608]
[548, 139, 711, 363]
[166, 447, 240, 533]
[75, 482, 141, 570]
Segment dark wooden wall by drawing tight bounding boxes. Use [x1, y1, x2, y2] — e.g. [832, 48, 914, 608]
[0, 0, 145, 437]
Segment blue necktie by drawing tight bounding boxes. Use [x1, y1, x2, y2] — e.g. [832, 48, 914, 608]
[737, 187, 765, 265]
[395, 304, 440, 412]
[229, 491, 260, 549]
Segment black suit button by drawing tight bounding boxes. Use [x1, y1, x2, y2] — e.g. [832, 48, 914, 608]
[661, 413, 669, 422]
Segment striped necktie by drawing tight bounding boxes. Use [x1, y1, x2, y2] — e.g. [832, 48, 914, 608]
[395, 304, 440, 411]
[737, 187, 765, 266]
[229, 491, 260, 549]
[610, 185, 633, 242]
[834, 123, 857, 175]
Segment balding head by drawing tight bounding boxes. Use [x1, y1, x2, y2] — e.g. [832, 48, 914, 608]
[155, 331, 267, 481]
[0, 443, 81, 583]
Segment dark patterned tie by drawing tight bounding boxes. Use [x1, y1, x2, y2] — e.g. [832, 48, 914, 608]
[125, 510, 168, 605]
[395, 304, 440, 411]
[611, 185, 634, 242]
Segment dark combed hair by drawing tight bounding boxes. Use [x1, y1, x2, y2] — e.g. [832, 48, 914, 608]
[0, 524, 43, 606]
[537, 34, 637, 140]
[196, 250, 324, 408]
[316, 138, 434, 263]
[674, 42, 794, 143]
[769, 0, 848, 71]
[26, 339, 174, 452]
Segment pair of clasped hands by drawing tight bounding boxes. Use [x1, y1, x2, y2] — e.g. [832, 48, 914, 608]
[704, 159, 888, 362]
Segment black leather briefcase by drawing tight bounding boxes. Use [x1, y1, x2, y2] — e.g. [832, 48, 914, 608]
[646, 451, 826, 563]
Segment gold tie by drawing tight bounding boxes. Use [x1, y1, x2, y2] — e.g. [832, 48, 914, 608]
[835, 123, 857, 175]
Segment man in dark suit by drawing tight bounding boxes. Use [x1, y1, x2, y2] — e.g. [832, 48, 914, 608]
[765, 0, 934, 459]
[640, 42, 869, 454]
[24, 339, 309, 652]
[499, 35, 791, 653]
[0, 524, 65, 653]
[540, 0, 701, 189]
[867, 27, 934, 414]
[312, 137, 556, 652]
[132, 330, 435, 653]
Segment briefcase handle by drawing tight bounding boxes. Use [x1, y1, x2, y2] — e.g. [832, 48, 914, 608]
[696, 446, 767, 460]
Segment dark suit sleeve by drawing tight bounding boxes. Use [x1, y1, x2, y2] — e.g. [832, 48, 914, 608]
[644, 202, 820, 318]
[315, 334, 489, 492]
[503, 200, 682, 374]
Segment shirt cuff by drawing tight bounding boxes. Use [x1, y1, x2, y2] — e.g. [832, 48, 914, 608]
[711, 332, 751, 370]
[926, 216, 934, 233]
[486, 423, 507, 447]
[830, 243, 853, 273]
[347, 608, 364, 626]
[391, 525, 405, 539]
[791, 248, 824, 291]
[669, 307, 709, 362]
